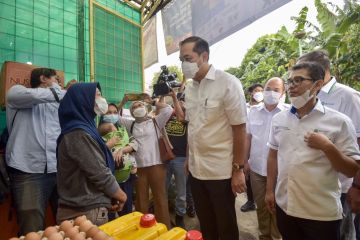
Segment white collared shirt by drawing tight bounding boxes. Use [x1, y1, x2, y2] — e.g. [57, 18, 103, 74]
[318, 77, 360, 137]
[247, 102, 289, 176]
[318, 77, 360, 192]
[268, 100, 360, 221]
[185, 65, 247, 180]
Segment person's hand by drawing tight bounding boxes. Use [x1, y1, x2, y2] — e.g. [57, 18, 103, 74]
[109, 199, 125, 212]
[168, 89, 176, 98]
[113, 149, 124, 167]
[231, 170, 246, 195]
[142, 93, 153, 104]
[121, 95, 129, 105]
[304, 131, 332, 151]
[65, 79, 77, 90]
[265, 190, 276, 214]
[347, 186, 360, 213]
[107, 136, 120, 149]
[244, 162, 250, 178]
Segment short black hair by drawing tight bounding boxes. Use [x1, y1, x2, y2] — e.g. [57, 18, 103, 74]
[297, 50, 331, 71]
[291, 62, 325, 81]
[248, 83, 263, 93]
[180, 36, 210, 56]
[30, 68, 57, 88]
[108, 103, 118, 111]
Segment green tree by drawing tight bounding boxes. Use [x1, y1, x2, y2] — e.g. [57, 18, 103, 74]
[227, 0, 360, 91]
[227, 6, 314, 91]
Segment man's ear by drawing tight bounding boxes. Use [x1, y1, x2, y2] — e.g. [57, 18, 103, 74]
[39, 75, 47, 84]
[202, 52, 209, 62]
[315, 79, 324, 91]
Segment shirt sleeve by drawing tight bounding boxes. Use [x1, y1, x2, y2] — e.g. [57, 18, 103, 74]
[63, 131, 120, 197]
[6, 85, 64, 109]
[246, 108, 252, 134]
[267, 119, 279, 150]
[223, 75, 247, 125]
[128, 136, 138, 152]
[343, 92, 360, 138]
[154, 105, 173, 129]
[335, 117, 360, 161]
[119, 116, 135, 134]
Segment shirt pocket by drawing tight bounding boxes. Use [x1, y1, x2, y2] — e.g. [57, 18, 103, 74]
[250, 120, 264, 136]
[203, 99, 221, 122]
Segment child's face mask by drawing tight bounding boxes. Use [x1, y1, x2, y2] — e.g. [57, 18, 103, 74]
[103, 114, 119, 124]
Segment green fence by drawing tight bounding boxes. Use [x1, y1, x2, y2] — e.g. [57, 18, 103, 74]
[0, 0, 143, 131]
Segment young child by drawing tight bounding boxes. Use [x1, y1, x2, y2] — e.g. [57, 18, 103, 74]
[98, 103, 137, 218]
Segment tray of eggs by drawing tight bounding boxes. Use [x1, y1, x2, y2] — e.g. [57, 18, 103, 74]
[9, 215, 113, 240]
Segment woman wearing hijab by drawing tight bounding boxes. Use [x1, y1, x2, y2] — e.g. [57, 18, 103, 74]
[118, 94, 172, 229]
[56, 83, 127, 225]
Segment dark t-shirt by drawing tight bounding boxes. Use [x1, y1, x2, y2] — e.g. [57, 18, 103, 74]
[165, 115, 187, 157]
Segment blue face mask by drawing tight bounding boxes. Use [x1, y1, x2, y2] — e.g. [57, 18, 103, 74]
[103, 114, 119, 124]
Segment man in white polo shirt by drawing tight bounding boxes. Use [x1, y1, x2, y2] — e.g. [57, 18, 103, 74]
[265, 62, 360, 240]
[298, 50, 360, 239]
[180, 36, 247, 240]
[245, 77, 289, 240]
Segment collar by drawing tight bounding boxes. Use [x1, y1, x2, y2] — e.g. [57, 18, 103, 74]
[260, 102, 286, 113]
[203, 65, 216, 81]
[192, 65, 215, 86]
[321, 77, 337, 94]
[290, 99, 325, 117]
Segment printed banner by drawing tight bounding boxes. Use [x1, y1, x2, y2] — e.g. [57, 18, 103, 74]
[143, 16, 158, 68]
[162, 0, 291, 54]
[161, 0, 192, 55]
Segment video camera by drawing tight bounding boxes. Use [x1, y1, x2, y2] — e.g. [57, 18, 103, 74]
[152, 65, 182, 97]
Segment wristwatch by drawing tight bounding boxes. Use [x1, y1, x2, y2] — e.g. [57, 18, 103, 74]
[232, 163, 244, 172]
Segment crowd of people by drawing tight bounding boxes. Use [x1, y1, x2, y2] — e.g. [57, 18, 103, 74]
[3, 36, 360, 240]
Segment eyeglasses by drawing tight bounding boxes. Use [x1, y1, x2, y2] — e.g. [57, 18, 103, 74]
[285, 76, 314, 87]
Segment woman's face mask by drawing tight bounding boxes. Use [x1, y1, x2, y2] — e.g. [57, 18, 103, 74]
[132, 106, 147, 118]
[94, 97, 108, 115]
[103, 114, 119, 124]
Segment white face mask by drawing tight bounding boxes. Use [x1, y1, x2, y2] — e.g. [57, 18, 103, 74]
[94, 97, 108, 115]
[181, 61, 199, 79]
[289, 89, 315, 109]
[253, 92, 264, 103]
[133, 107, 147, 118]
[263, 91, 282, 105]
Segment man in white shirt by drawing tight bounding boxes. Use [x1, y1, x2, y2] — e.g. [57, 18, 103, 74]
[298, 50, 360, 239]
[180, 36, 247, 240]
[242, 83, 264, 213]
[245, 77, 288, 240]
[265, 62, 360, 240]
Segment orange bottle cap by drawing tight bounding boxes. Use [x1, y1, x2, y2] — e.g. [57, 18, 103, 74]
[140, 214, 157, 228]
[186, 230, 203, 240]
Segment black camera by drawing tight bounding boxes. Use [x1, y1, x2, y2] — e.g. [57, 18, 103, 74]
[153, 65, 182, 97]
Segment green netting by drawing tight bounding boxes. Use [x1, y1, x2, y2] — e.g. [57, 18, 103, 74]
[95, 0, 141, 23]
[0, 0, 81, 83]
[93, 3, 142, 104]
[0, 0, 143, 130]
[0, 0, 82, 130]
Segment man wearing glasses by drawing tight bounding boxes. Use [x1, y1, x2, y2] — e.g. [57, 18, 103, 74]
[265, 62, 360, 240]
[298, 50, 360, 240]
